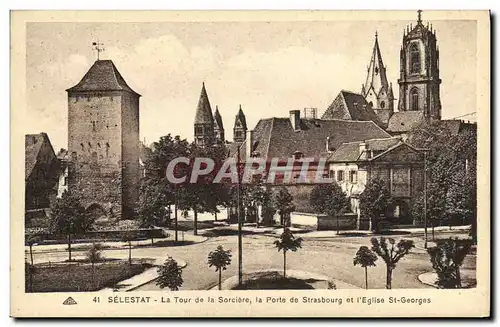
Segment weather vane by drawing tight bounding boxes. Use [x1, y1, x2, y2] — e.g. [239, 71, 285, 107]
[417, 10, 423, 23]
[92, 41, 105, 61]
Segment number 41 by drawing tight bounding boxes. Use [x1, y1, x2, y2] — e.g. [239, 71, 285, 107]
[93, 297, 101, 303]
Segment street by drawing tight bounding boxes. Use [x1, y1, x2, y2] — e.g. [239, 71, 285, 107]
[27, 230, 476, 291]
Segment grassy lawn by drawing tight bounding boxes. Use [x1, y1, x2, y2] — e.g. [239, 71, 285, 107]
[26, 261, 152, 292]
[232, 271, 322, 290]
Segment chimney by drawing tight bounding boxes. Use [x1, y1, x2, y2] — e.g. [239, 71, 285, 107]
[359, 141, 369, 160]
[246, 130, 254, 159]
[289, 110, 301, 131]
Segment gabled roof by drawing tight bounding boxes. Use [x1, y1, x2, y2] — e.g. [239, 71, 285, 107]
[231, 117, 391, 162]
[386, 111, 426, 133]
[322, 90, 383, 127]
[66, 60, 140, 96]
[194, 82, 214, 124]
[214, 105, 224, 130]
[25, 133, 57, 180]
[234, 105, 247, 130]
[362, 34, 390, 98]
[329, 137, 403, 162]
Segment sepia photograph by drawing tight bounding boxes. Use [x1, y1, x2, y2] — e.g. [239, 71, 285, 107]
[10, 9, 490, 317]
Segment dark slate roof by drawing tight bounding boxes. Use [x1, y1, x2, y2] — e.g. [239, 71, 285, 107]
[25, 133, 57, 180]
[234, 106, 247, 130]
[66, 60, 140, 96]
[386, 111, 425, 133]
[214, 106, 224, 130]
[322, 90, 383, 127]
[329, 137, 402, 162]
[194, 83, 214, 124]
[362, 35, 390, 98]
[231, 117, 391, 161]
[436, 119, 462, 135]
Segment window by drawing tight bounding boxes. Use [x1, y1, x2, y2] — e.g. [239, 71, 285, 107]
[329, 169, 335, 179]
[392, 167, 410, 197]
[337, 170, 344, 182]
[235, 131, 242, 138]
[410, 43, 421, 74]
[410, 88, 419, 111]
[380, 101, 385, 109]
[195, 126, 202, 135]
[293, 151, 303, 160]
[63, 177, 68, 186]
[92, 121, 96, 132]
[349, 170, 357, 183]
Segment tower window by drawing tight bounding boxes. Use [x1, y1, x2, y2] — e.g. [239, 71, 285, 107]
[380, 101, 385, 109]
[410, 43, 421, 74]
[410, 88, 419, 111]
[92, 121, 96, 132]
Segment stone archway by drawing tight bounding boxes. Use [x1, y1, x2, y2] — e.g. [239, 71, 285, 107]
[386, 199, 411, 225]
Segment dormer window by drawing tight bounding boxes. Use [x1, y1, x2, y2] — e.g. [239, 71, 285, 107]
[293, 151, 304, 160]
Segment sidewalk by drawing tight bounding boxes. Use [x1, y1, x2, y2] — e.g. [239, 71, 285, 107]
[27, 232, 207, 254]
[100, 257, 187, 292]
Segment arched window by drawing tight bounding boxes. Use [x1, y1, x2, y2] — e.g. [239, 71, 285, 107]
[380, 101, 385, 109]
[410, 43, 421, 74]
[410, 88, 419, 111]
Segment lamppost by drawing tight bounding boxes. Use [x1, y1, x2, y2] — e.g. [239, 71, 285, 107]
[237, 146, 243, 286]
[423, 150, 428, 249]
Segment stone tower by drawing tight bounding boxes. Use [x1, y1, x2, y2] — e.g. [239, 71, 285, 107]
[361, 32, 394, 125]
[66, 59, 141, 218]
[397, 10, 442, 120]
[233, 105, 247, 143]
[194, 83, 215, 147]
[213, 105, 225, 144]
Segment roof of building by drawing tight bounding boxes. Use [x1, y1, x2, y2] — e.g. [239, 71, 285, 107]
[362, 34, 390, 98]
[386, 111, 426, 133]
[25, 133, 58, 180]
[321, 90, 384, 127]
[66, 60, 140, 96]
[328, 137, 403, 162]
[231, 117, 392, 161]
[194, 82, 214, 124]
[214, 105, 224, 130]
[234, 105, 247, 130]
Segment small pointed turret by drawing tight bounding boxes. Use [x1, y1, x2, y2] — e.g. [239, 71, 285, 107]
[213, 105, 225, 143]
[194, 82, 215, 147]
[233, 105, 247, 143]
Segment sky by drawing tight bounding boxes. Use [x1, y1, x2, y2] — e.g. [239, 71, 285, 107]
[25, 17, 477, 152]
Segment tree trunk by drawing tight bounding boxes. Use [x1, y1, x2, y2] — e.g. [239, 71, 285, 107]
[386, 268, 392, 289]
[174, 202, 178, 242]
[432, 223, 435, 241]
[336, 214, 340, 235]
[194, 208, 198, 236]
[283, 251, 287, 279]
[151, 237, 154, 246]
[456, 267, 462, 288]
[128, 242, 132, 266]
[215, 212, 218, 221]
[365, 267, 368, 289]
[68, 233, 72, 262]
[29, 245, 34, 266]
[218, 269, 222, 290]
[28, 268, 33, 292]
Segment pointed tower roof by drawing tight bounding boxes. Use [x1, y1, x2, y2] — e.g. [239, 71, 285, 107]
[234, 105, 247, 130]
[362, 33, 389, 97]
[194, 82, 214, 124]
[66, 60, 140, 96]
[214, 105, 224, 130]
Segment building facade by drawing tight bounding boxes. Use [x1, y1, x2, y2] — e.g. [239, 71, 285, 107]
[66, 59, 141, 218]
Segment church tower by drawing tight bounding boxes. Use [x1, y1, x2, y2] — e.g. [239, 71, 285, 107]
[233, 105, 247, 143]
[213, 105, 225, 144]
[194, 82, 215, 147]
[361, 32, 394, 125]
[66, 59, 141, 218]
[397, 10, 442, 120]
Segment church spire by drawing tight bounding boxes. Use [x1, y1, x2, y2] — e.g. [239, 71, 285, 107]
[213, 105, 225, 143]
[362, 32, 389, 98]
[194, 82, 215, 147]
